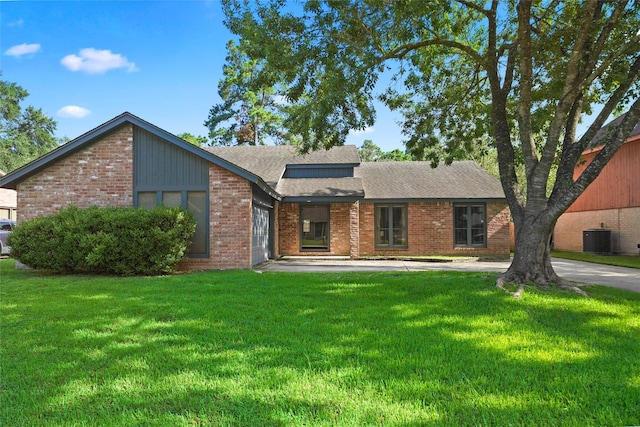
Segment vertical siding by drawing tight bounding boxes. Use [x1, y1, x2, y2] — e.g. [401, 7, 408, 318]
[567, 139, 640, 212]
[133, 127, 208, 189]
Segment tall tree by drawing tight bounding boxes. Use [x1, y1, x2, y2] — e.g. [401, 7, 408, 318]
[359, 140, 413, 162]
[205, 40, 289, 146]
[0, 78, 59, 172]
[358, 139, 383, 161]
[223, 0, 640, 292]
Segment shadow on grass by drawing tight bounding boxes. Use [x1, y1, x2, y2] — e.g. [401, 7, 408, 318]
[1, 260, 639, 426]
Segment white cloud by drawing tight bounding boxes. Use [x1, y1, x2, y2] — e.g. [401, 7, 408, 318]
[61, 48, 138, 74]
[349, 127, 374, 135]
[5, 43, 41, 57]
[7, 19, 24, 28]
[57, 106, 92, 119]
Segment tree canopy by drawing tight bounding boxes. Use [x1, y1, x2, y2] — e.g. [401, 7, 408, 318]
[358, 139, 413, 162]
[1, 78, 59, 172]
[222, 0, 640, 292]
[177, 132, 208, 147]
[205, 40, 290, 146]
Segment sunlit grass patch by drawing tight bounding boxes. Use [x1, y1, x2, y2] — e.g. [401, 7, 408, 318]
[1, 259, 639, 426]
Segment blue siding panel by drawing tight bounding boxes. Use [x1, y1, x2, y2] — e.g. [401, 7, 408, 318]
[133, 127, 208, 189]
[283, 167, 354, 178]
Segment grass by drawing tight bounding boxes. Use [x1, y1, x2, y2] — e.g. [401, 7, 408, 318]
[1, 259, 639, 426]
[552, 250, 640, 269]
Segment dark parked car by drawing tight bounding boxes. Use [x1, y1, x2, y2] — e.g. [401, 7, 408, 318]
[0, 220, 15, 255]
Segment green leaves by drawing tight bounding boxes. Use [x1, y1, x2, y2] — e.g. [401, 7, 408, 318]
[0, 78, 59, 172]
[205, 40, 289, 146]
[8, 205, 196, 276]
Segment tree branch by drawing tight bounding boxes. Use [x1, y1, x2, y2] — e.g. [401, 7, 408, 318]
[382, 39, 485, 66]
[544, 0, 599, 151]
[516, 0, 539, 184]
[577, 0, 629, 84]
[548, 54, 640, 214]
[454, 0, 491, 17]
[486, 0, 523, 219]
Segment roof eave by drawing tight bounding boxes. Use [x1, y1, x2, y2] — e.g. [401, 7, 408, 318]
[362, 197, 507, 203]
[0, 112, 282, 200]
[282, 195, 365, 203]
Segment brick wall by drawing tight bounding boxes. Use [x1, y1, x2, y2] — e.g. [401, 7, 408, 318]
[486, 202, 511, 255]
[350, 200, 360, 258]
[279, 200, 510, 258]
[17, 124, 134, 222]
[278, 202, 300, 255]
[554, 207, 640, 255]
[359, 201, 510, 257]
[181, 163, 253, 270]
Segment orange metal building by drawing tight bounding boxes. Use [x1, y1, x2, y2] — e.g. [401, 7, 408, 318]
[554, 116, 640, 254]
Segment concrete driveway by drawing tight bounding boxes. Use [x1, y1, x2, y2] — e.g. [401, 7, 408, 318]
[257, 257, 640, 294]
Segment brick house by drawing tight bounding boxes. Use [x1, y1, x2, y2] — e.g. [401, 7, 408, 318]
[554, 114, 640, 255]
[0, 112, 510, 269]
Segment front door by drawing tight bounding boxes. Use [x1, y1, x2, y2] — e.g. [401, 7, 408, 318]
[300, 204, 329, 251]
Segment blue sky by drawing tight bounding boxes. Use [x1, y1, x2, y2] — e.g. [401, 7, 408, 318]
[1, 0, 405, 151]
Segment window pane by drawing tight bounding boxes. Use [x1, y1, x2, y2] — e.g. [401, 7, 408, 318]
[393, 229, 406, 246]
[471, 206, 485, 245]
[162, 191, 182, 207]
[454, 206, 467, 228]
[377, 207, 389, 229]
[392, 207, 405, 229]
[378, 229, 389, 245]
[187, 191, 207, 254]
[138, 192, 157, 209]
[454, 228, 468, 245]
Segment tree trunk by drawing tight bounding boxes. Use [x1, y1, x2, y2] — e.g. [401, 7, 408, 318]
[502, 220, 559, 285]
[498, 215, 588, 296]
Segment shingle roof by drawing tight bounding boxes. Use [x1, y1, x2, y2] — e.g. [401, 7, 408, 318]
[588, 112, 640, 148]
[206, 145, 504, 200]
[0, 111, 505, 202]
[276, 177, 364, 199]
[355, 161, 505, 200]
[205, 145, 360, 188]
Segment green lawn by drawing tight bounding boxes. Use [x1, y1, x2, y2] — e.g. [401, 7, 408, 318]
[552, 251, 640, 269]
[1, 259, 639, 426]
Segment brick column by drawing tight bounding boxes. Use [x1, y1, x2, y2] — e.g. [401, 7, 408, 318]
[350, 200, 360, 258]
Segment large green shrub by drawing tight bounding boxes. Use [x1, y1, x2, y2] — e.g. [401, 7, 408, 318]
[8, 205, 196, 275]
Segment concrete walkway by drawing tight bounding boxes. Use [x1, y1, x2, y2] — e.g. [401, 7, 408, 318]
[257, 257, 640, 294]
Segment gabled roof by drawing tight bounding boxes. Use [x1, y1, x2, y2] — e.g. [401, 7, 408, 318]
[356, 161, 505, 201]
[588, 112, 640, 149]
[0, 112, 279, 199]
[0, 112, 505, 203]
[205, 145, 360, 188]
